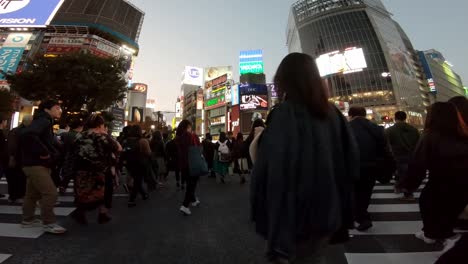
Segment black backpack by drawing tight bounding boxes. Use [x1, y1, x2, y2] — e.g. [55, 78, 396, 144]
[121, 137, 142, 166]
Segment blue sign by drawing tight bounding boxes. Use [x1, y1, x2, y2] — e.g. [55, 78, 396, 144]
[418, 51, 437, 94]
[0, 47, 24, 79]
[239, 49, 263, 63]
[239, 83, 268, 95]
[0, 0, 65, 28]
[189, 68, 200, 78]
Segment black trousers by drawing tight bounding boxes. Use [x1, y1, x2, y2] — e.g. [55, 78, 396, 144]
[104, 173, 113, 209]
[355, 167, 376, 223]
[128, 166, 147, 201]
[182, 169, 199, 207]
[5, 167, 26, 200]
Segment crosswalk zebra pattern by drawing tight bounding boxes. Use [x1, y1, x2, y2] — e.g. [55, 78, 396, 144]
[344, 179, 450, 264]
[0, 179, 76, 263]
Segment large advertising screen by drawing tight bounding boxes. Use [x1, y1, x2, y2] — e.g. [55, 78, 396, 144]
[183, 66, 203, 86]
[204, 66, 233, 82]
[239, 49, 264, 75]
[0, 0, 65, 28]
[240, 95, 268, 111]
[239, 83, 268, 95]
[315, 47, 368, 77]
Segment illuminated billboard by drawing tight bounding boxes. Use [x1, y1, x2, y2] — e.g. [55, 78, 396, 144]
[0, 32, 32, 79]
[183, 66, 203, 86]
[315, 47, 368, 77]
[0, 0, 65, 28]
[240, 95, 268, 111]
[239, 49, 264, 75]
[204, 66, 233, 82]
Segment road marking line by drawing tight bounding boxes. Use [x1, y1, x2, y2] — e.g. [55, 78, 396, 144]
[345, 252, 441, 264]
[0, 223, 44, 238]
[0, 206, 74, 216]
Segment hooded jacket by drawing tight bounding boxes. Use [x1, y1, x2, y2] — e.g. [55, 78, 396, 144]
[385, 122, 420, 159]
[349, 117, 386, 168]
[19, 111, 57, 168]
[250, 102, 359, 260]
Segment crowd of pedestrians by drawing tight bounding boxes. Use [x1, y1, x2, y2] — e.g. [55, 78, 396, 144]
[0, 52, 467, 263]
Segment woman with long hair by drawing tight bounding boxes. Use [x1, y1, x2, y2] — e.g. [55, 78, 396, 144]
[244, 119, 265, 170]
[72, 114, 121, 225]
[232, 132, 247, 184]
[176, 120, 201, 215]
[251, 53, 358, 263]
[402, 102, 468, 249]
[150, 131, 167, 187]
[214, 132, 231, 184]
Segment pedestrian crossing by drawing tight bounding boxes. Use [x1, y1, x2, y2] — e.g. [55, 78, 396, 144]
[0, 179, 77, 263]
[344, 179, 445, 264]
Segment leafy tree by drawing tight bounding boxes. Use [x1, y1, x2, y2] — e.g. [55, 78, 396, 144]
[0, 88, 14, 115]
[5, 52, 128, 113]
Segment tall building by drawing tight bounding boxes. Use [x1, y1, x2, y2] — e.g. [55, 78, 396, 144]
[418, 49, 466, 102]
[287, 0, 427, 124]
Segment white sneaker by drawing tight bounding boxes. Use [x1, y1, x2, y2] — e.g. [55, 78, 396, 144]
[415, 231, 436, 244]
[179, 206, 191, 215]
[21, 219, 43, 228]
[442, 234, 462, 253]
[191, 199, 201, 207]
[43, 223, 67, 234]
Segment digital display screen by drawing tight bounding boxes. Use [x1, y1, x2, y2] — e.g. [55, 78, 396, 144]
[315, 47, 367, 77]
[240, 95, 268, 111]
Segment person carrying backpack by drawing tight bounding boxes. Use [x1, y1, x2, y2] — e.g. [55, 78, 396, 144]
[214, 132, 231, 184]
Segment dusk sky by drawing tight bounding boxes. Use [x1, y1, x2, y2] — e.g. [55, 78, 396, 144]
[129, 0, 468, 112]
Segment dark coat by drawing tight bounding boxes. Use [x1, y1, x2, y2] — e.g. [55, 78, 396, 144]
[385, 122, 420, 160]
[402, 134, 468, 239]
[0, 130, 7, 168]
[176, 132, 192, 170]
[202, 139, 215, 168]
[19, 111, 58, 168]
[165, 139, 178, 171]
[349, 117, 386, 169]
[250, 102, 359, 260]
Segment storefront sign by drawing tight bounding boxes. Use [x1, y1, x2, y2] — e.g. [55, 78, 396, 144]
[0, 0, 65, 28]
[0, 32, 31, 79]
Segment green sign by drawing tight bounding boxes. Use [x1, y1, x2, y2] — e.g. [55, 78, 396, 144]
[240, 61, 264, 75]
[206, 96, 225, 107]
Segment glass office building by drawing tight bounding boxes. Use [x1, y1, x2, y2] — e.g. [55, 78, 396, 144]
[287, 0, 426, 122]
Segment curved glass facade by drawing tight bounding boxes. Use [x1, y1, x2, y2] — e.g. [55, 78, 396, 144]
[288, 0, 425, 118]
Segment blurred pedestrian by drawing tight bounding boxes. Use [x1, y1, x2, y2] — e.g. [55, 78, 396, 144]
[71, 114, 121, 225]
[231, 132, 246, 184]
[401, 102, 468, 249]
[122, 125, 151, 207]
[251, 53, 358, 263]
[244, 119, 265, 170]
[385, 111, 420, 200]
[214, 132, 231, 184]
[202, 133, 216, 178]
[166, 137, 181, 189]
[0, 115, 8, 199]
[349, 106, 394, 231]
[20, 100, 66, 234]
[5, 115, 33, 203]
[176, 120, 201, 215]
[58, 118, 84, 194]
[150, 131, 167, 187]
[449, 96, 468, 137]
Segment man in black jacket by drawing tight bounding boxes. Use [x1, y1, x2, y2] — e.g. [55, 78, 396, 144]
[349, 106, 388, 231]
[20, 100, 66, 234]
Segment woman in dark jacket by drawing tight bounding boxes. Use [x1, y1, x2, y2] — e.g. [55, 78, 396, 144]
[202, 133, 216, 178]
[232, 133, 246, 184]
[251, 53, 359, 263]
[150, 131, 167, 187]
[401, 102, 468, 248]
[176, 120, 200, 216]
[243, 119, 265, 170]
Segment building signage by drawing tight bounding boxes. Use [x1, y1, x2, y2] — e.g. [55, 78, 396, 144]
[204, 66, 233, 82]
[205, 96, 225, 109]
[0, 0, 65, 28]
[239, 83, 268, 95]
[211, 74, 228, 87]
[240, 95, 268, 111]
[0, 32, 31, 79]
[231, 84, 240, 106]
[267, 83, 278, 99]
[418, 51, 437, 94]
[183, 66, 203, 86]
[130, 83, 148, 93]
[239, 49, 264, 75]
[49, 37, 85, 46]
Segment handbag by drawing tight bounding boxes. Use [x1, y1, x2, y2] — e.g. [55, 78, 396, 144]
[188, 145, 209, 177]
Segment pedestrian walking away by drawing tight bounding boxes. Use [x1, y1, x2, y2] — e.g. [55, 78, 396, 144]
[214, 132, 231, 184]
[349, 106, 395, 232]
[251, 53, 359, 263]
[71, 114, 122, 225]
[385, 111, 420, 200]
[400, 102, 468, 252]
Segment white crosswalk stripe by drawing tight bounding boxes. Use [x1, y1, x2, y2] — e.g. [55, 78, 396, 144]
[0, 183, 76, 262]
[345, 179, 447, 264]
